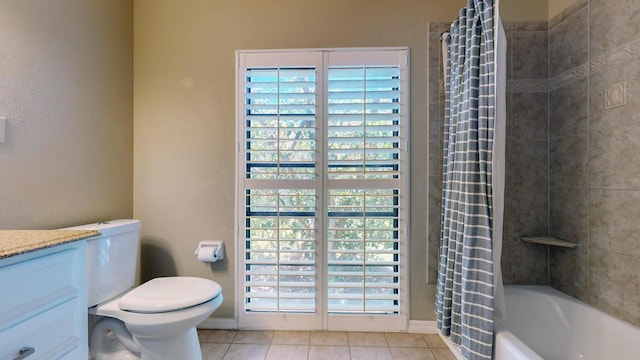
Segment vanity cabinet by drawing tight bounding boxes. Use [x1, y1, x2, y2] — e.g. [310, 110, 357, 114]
[0, 241, 87, 359]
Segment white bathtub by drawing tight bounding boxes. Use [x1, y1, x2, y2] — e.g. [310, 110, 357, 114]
[494, 285, 640, 359]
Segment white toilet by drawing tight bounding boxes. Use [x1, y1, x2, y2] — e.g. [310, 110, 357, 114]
[65, 219, 223, 360]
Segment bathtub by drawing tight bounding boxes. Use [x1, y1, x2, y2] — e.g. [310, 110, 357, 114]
[494, 285, 640, 359]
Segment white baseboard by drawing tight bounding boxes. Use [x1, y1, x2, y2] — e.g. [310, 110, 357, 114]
[407, 320, 438, 334]
[198, 317, 238, 330]
[198, 318, 439, 334]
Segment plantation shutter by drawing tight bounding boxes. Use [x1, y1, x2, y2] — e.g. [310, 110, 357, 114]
[243, 64, 318, 312]
[237, 49, 409, 328]
[326, 63, 403, 314]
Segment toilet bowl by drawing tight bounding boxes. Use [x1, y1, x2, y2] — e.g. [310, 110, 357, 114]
[63, 220, 223, 360]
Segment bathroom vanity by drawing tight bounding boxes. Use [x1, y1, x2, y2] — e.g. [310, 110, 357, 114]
[0, 230, 97, 359]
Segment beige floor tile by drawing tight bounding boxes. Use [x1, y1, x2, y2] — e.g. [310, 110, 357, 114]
[233, 330, 274, 344]
[384, 333, 428, 347]
[309, 331, 349, 346]
[201, 343, 230, 360]
[272, 330, 311, 345]
[422, 334, 447, 349]
[265, 344, 310, 360]
[431, 348, 457, 360]
[309, 345, 351, 360]
[389, 347, 437, 360]
[223, 344, 269, 360]
[348, 331, 388, 347]
[199, 329, 238, 343]
[350, 346, 394, 360]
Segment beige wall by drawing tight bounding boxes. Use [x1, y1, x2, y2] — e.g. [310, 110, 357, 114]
[501, 0, 548, 21]
[0, 0, 133, 229]
[548, 0, 577, 20]
[134, 0, 547, 322]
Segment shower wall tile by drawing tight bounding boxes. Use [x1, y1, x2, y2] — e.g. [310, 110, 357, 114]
[589, 0, 640, 58]
[548, 0, 640, 328]
[429, 33, 443, 70]
[511, 92, 548, 140]
[501, 20, 550, 286]
[549, 133, 588, 188]
[588, 52, 640, 131]
[429, 68, 441, 106]
[428, 210, 440, 284]
[507, 139, 548, 189]
[511, 31, 548, 79]
[427, 23, 448, 284]
[550, 187, 588, 244]
[501, 235, 548, 285]
[589, 190, 640, 257]
[550, 246, 589, 302]
[506, 184, 549, 237]
[549, 5, 588, 78]
[589, 122, 640, 190]
[549, 78, 588, 139]
[429, 140, 442, 175]
[429, 103, 441, 140]
[590, 248, 640, 327]
[430, 22, 449, 70]
[510, 22, 547, 32]
[505, 27, 513, 82]
[428, 175, 442, 213]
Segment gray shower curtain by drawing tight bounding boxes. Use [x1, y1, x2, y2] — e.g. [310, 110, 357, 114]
[435, 1, 498, 359]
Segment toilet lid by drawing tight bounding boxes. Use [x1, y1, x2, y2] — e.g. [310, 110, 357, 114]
[119, 277, 221, 313]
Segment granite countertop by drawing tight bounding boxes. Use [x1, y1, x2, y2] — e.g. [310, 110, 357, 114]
[0, 230, 99, 259]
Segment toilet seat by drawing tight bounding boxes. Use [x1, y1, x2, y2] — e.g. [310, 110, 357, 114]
[119, 277, 222, 313]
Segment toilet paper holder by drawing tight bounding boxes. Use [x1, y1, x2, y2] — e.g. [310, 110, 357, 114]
[194, 241, 225, 262]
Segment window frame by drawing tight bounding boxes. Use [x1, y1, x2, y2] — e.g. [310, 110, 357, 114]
[235, 48, 410, 331]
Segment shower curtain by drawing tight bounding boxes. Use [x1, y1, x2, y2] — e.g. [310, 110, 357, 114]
[435, 0, 505, 359]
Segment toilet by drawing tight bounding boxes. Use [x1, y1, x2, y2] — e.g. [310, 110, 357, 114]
[64, 219, 223, 360]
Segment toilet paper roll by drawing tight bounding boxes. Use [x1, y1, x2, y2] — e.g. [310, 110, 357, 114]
[197, 246, 218, 262]
[195, 240, 224, 262]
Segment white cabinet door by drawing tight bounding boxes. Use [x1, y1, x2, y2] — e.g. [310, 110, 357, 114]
[0, 241, 87, 360]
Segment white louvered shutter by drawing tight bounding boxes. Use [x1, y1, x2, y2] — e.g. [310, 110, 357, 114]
[326, 65, 402, 314]
[243, 66, 318, 313]
[237, 49, 408, 328]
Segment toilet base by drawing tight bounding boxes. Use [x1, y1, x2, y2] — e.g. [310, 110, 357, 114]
[90, 319, 203, 360]
[135, 327, 202, 360]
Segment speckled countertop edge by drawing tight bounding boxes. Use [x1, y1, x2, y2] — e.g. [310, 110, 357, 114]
[0, 230, 99, 258]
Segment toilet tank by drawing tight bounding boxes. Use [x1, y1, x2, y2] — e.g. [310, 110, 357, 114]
[62, 219, 141, 307]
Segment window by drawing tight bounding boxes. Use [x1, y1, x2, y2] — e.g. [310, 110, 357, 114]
[236, 48, 409, 331]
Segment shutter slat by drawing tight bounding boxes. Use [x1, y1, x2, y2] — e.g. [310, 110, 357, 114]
[327, 65, 401, 182]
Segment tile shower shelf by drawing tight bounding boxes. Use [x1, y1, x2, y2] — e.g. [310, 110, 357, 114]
[520, 236, 579, 248]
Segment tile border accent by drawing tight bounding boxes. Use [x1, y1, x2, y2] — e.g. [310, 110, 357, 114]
[512, 35, 640, 93]
[548, 63, 589, 91]
[590, 36, 640, 75]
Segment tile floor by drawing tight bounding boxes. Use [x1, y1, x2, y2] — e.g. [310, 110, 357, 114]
[197, 330, 457, 360]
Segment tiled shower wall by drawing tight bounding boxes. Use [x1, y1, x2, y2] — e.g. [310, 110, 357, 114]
[428, 0, 640, 327]
[549, 0, 640, 326]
